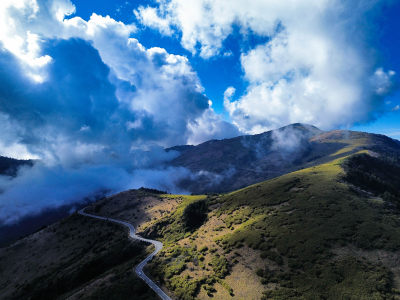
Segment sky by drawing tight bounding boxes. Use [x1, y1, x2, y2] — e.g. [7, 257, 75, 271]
[0, 0, 399, 224]
[72, 0, 400, 136]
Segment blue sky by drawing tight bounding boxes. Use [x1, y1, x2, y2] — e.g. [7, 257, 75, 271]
[0, 0, 398, 160]
[73, 0, 400, 138]
[351, 1, 400, 138]
[72, 0, 262, 117]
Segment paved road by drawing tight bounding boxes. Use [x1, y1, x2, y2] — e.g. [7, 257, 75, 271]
[78, 208, 172, 300]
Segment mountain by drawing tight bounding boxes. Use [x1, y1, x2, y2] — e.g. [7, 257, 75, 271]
[167, 123, 400, 194]
[2, 124, 399, 247]
[147, 151, 400, 299]
[0, 156, 33, 177]
[0, 156, 39, 246]
[88, 149, 400, 299]
[0, 189, 161, 300]
[0, 158, 106, 247]
[0, 203, 87, 247]
[1, 125, 400, 299]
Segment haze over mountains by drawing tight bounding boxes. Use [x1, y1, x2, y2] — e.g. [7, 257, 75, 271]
[1, 124, 400, 248]
[168, 123, 400, 194]
[1, 124, 400, 299]
[0, 157, 33, 177]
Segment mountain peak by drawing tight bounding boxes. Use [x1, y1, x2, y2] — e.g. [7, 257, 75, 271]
[276, 123, 323, 135]
[167, 125, 400, 194]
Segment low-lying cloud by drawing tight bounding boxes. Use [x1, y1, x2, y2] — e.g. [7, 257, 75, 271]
[0, 0, 398, 225]
[0, 0, 238, 225]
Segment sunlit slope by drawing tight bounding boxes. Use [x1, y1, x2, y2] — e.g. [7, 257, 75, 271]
[145, 153, 400, 299]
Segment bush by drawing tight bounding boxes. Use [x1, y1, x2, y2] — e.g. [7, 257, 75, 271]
[199, 245, 208, 253]
[211, 255, 229, 278]
[260, 250, 283, 265]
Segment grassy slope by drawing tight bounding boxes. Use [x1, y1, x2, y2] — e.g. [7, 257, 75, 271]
[143, 153, 400, 299]
[0, 213, 158, 300]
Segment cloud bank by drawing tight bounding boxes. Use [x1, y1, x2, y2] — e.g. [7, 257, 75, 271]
[0, 0, 398, 224]
[0, 0, 238, 224]
[137, 0, 397, 133]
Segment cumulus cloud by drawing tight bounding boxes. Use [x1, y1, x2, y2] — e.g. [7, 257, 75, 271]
[135, 0, 333, 58]
[186, 107, 240, 145]
[137, 0, 397, 133]
[224, 87, 236, 101]
[134, 6, 174, 36]
[0, 0, 236, 224]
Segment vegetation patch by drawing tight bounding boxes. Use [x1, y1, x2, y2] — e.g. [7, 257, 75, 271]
[143, 195, 207, 243]
[210, 254, 229, 278]
[344, 153, 400, 208]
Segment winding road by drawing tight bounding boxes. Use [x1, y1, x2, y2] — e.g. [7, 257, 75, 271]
[78, 208, 172, 300]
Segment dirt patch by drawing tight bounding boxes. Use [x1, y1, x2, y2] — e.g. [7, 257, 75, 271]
[86, 190, 182, 231]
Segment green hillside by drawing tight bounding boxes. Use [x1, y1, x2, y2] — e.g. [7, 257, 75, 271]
[143, 152, 400, 299]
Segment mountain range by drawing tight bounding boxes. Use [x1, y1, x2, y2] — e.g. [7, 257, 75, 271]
[1, 124, 400, 299]
[168, 123, 400, 193]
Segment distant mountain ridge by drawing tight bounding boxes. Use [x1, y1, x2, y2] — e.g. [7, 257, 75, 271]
[0, 156, 33, 177]
[1, 124, 399, 246]
[167, 123, 400, 194]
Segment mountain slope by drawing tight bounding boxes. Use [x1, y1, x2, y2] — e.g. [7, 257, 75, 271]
[168, 123, 400, 194]
[1, 128, 400, 299]
[0, 191, 161, 300]
[0, 156, 36, 246]
[143, 152, 400, 299]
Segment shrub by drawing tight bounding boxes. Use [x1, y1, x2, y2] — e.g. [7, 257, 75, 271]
[211, 255, 229, 278]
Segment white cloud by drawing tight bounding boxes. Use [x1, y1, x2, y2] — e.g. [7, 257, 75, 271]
[0, 0, 240, 224]
[137, 0, 396, 133]
[225, 27, 371, 132]
[187, 108, 240, 145]
[227, 29, 396, 133]
[135, 0, 237, 58]
[134, 6, 173, 35]
[372, 68, 396, 95]
[135, 0, 332, 58]
[0, 0, 75, 82]
[224, 86, 236, 100]
[0, 0, 231, 152]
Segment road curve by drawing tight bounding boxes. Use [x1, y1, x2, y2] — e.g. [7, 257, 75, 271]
[78, 208, 172, 300]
